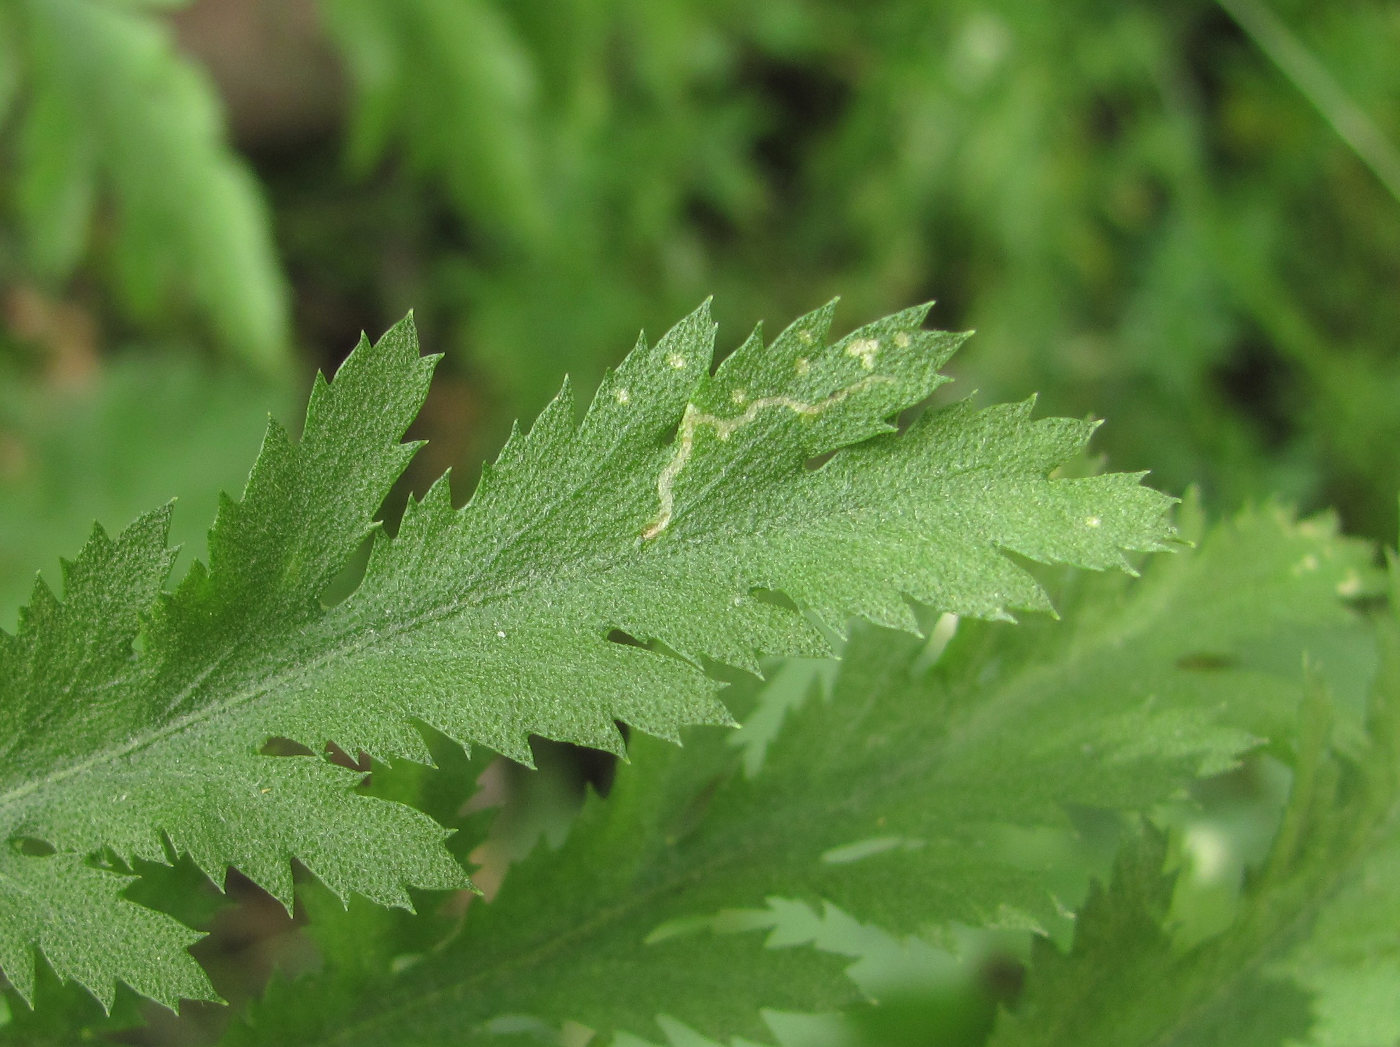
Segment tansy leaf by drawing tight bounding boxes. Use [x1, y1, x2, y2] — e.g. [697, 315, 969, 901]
[0, 301, 1172, 1011]
[992, 550, 1400, 1047]
[216, 500, 1373, 1046]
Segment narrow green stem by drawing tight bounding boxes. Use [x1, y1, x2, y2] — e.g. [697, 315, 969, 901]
[1218, 0, 1400, 205]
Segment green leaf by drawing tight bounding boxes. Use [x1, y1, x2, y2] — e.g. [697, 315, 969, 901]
[989, 559, 1400, 1047]
[219, 500, 1367, 1045]
[0, 301, 1170, 1012]
[321, 0, 548, 245]
[987, 825, 1314, 1047]
[0, 351, 288, 629]
[9, 0, 289, 371]
[1245, 591, 1400, 1047]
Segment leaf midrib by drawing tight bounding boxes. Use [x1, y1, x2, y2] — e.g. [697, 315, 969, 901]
[287, 556, 1218, 1045]
[0, 415, 931, 825]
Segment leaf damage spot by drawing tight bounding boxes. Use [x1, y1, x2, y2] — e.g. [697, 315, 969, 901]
[614, 387, 631, 405]
[642, 375, 894, 539]
[845, 337, 880, 370]
[666, 353, 687, 370]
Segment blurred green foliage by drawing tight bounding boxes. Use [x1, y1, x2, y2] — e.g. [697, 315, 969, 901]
[1, 1, 1399, 1041]
[0, 0, 290, 375]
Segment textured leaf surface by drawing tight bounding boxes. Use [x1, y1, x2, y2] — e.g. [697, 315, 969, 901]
[0, 302, 1172, 1010]
[218, 501, 1370, 1045]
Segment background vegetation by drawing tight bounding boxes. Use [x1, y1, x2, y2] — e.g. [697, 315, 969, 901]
[2, 0, 1398, 1043]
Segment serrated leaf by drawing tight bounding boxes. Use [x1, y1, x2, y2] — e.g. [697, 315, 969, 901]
[987, 825, 1315, 1047]
[0, 852, 209, 1013]
[0, 350, 286, 631]
[0, 301, 1171, 1011]
[990, 554, 1400, 1047]
[1242, 584, 1400, 1047]
[218, 501, 1368, 1046]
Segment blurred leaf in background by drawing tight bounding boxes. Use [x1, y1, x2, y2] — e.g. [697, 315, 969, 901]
[0, 342, 288, 630]
[0, 0, 292, 376]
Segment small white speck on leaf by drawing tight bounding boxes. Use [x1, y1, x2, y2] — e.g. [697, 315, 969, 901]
[795, 357, 810, 375]
[497, 630, 507, 639]
[845, 338, 879, 369]
[731, 388, 748, 405]
[1085, 516, 1101, 528]
[666, 353, 687, 369]
[615, 387, 630, 404]
[798, 329, 816, 345]
[894, 331, 912, 348]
